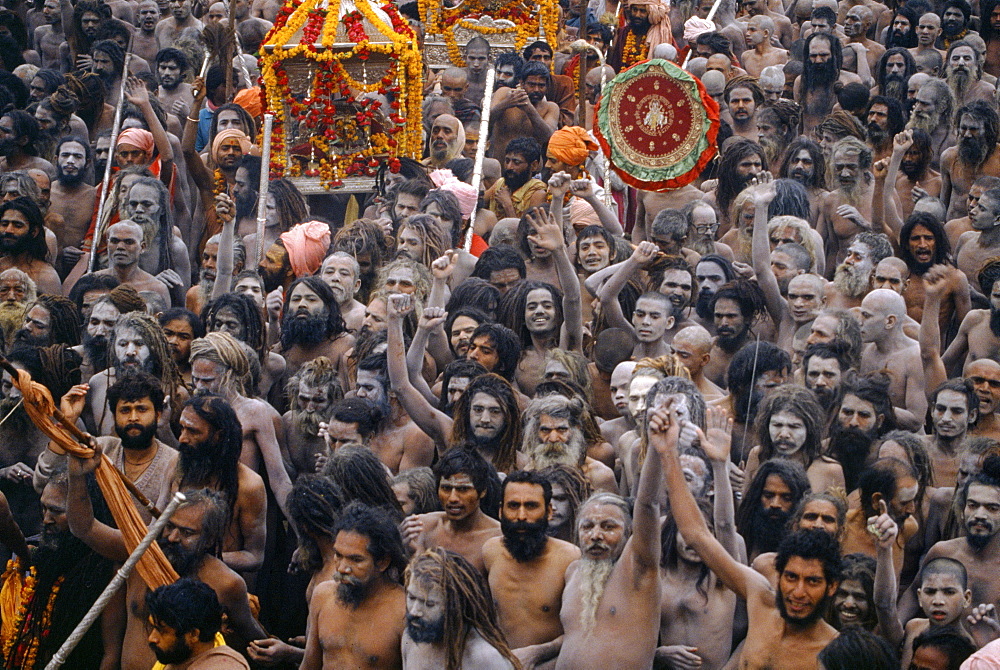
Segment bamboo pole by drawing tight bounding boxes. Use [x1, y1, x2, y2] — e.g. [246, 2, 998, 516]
[464, 66, 496, 252]
[255, 114, 274, 266]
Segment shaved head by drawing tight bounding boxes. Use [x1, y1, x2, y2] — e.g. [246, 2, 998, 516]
[702, 70, 726, 95]
[442, 67, 468, 83]
[788, 272, 826, 294]
[863, 288, 907, 319]
[965, 358, 1000, 376]
[673, 324, 713, 353]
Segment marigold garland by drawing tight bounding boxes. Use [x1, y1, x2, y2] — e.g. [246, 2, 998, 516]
[622, 30, 648, 69]
[213, 168, 227, 196]
[422, 0, 559, 66]
[259, 0, 421, 188]
[1, 557, 63, 670]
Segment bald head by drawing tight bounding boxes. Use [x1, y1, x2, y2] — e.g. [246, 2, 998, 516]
[863, 288, 907, 317]
[687, 57, 708, 78]
[873, 257, 910, 294]
[749, 14, 775, 34]
[966, 358, 1000, 377]
[702, 70, 726, 96]
[672, 325, 714, 376]
[585, 65, 616, 86]
[706, 54, 732, 75]
[674, 324, 713, 352]
[651, 43, 678, 60]
[108, 220, 144, 240]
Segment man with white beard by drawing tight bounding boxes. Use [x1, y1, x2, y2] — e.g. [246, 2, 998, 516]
[525, 378, 678, 669]
[521, 394, 617, 494]
[907, 78, 954, 169]
[818, 137, 878, 273]
[319, 252, 365, 334]
[825, 231, 894, 309]
[941, 101, 1000, 221]
[944, 40, 995, 109]
[0, 268, 34, 346]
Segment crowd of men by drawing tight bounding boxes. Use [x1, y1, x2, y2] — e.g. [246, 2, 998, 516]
[7, 0, 1000, 667]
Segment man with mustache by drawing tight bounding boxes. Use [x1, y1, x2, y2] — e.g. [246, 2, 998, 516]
[489, 61, 558, 163]
[795, 32, 862, 134]
[922, 380, 980, 488]
[154, 0, 202, 51]
[0, 268, 34, 346]
[275, 275, 354, 388]
[88, 40, 125, 106]
[737, 459, 811, 560]
[702, 279, 766, 388]
[155, 47, 194, 122]
[487, 137, 547, 220]
[864, 96, 905, 161]
[828, 375, 896, 491]
[725, 77, 763, 141]
[939, 0, 973, 50]
[401, 448, 501, 574]
[66, 451, 265, 670]
[521, 394, 616, 494]
[132, 0, 161, 63]
[872, 49, 915, 104]
[817, 137, 877, 275]
[744, 385, 845, 496]
[884, 130, 942, 225]
[802, 340, 850, 415]
[944, 41, 995, 113]
[49, 137, 96, 258]
[319, 251, 366, 334]
[72, 286, 146, 378]
[826, 231, 892, 309]
[93, 220, 172, 307]
[281, 356, 340, 478]
[482, 471, 580, 653]
[0, 197, 60, 295]
[778, 138, 829, 226]
[300, 502, 407, 670]
[907, 79, 954, 170]
[189, 333, 291, 533]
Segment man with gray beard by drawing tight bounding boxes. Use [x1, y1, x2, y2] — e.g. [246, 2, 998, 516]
[319, 252, 366, 334]
[942, 102, 1000, 221]
[0, 268, 35, 347]
[907, 78, 955, 169]
[281, 356, 340, 479]
[817, 137, 877, 273]
[532, 380, 674, 669]
[826, 231, 893, 308]
[944, 40, 995, 109]
[521, 394, 617, 494]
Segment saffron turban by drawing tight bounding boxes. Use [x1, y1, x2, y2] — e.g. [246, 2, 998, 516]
[116, 128, 154, 154]
[234, 87, 263, 118]
[548, 126, 599, 167]
[212, 128, 257, 163]
[629, 0, 673, 47]
[430, 169, 478, 220]
[280, 221, 332, 278]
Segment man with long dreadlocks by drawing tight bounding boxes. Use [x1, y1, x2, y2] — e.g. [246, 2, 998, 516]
[71, 284, 147, 379]
[84, 311, 187, 439]
[281, 356, 340, 478]
[300, 502, 407, 670]
[403, 547, 519, 670]
[0, 472, 117, 670]
[189, 333, 290, 531]
[203, 291, 285, 399]
[12, 292, 80, 348]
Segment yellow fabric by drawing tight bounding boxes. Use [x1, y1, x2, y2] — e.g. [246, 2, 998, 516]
[151, 632, 227, 669]
[488, 177, 547, 218]
[0, 564, 23, 645]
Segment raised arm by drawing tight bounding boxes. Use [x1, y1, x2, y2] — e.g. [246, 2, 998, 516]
[920, 265, 952, 395]
[701, 406, 741, 560]
[123, 78, 174, 187]
[598, 242, 657, 335]
[649, 403, 769, 602]
[66, 442, 129, 562]
[630, 398, 665, 573]
[386, 293, 453, 450]
[180, 77, 213, 192]
[750, 176, 787, 329]
[881, 131, 911, 240]
[210, 194, 237, 302]
[527, 207, 583, 352]
[582, 259, 626, 297]
[569, 179, 624, 236]
[406, 307, 448, 406]
[871, 501, 905, 646]
[418, 252, 457, 373]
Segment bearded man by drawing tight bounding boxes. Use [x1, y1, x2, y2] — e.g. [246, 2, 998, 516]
[482, 471, 581, 651]
[828, 375, 897, 490]
[778, 138, 829, 223]
[817, 137, 877, 273]
[945, 40, 996, 109]
[608, 0, 673, 71]
[736, 459, 811, 560]
[423, 113, 466, 169]
[0, 197, 61, 295]
[277, 275, 354, 388]
[873, 48, 916, 103]
[826, 231, 893, 309]
[864, 95, 905, 161]
[13, 293, 80, 348]
[319, 251, 365, 334]
[73, 285, 146, 378]
[487, 136, 547, 220]
[521, 394, 616, 494]
[795, 32, 863, 133]
[942, 102, 1000, 222]
[0, 268, 35, 346]
[49, 136, 96, 256]
[281, 356, 340, 478]
[908, 79, 954, 170]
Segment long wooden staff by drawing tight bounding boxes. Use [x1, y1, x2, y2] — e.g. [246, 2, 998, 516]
[464, 67, 496, 252]
[255, 114, 274, 266]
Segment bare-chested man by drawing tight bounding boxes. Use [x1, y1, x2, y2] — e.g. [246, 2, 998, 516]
[49, 137, 96, 258]
[155, 0, 203, 50]
[845, 6, 886, 72]
[907, 78, 955, 171]
[281, 357, 339, 478]
[489, 61, 558, 162]
[519, 381, 669, 669]
[945, 41, 996, 110]
[319, 252, 366, 334]
[94, 221, 171, 307]
[0, 198, 60, 295]
[956, 187, 1000, 293]
[33, 0, 65, 69]
[483, 471, 580, 652]
[655, 401, 842, 670]
[132, 0, 161, 64]
[740, 0, 793, 48]
[741, 15, 788, 78]
[672, 325, 726, 402]
[941, 102, 1000, 222]
[300, 503, 407, 670]
[401, 449, 502, 574]
[910, 12, 945, 62]
[858, 288, 927, 417]
[945, 176, 1000, 249]
[795, 33, 863, 133]
[599, 360, 639, 450]
[818, 137, 876, 272]
[188, 332, 293, 525]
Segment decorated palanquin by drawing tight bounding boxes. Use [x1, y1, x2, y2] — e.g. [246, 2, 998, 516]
[259, 0, 422, 191]
[418, 0, 560, 68]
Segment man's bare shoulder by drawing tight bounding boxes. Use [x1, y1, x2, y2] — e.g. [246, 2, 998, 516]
[236, 463, 266, 493]
[198, 555, 247, 599]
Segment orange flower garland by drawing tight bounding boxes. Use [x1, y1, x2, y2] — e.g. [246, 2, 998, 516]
[1, 557, 64, 670]
[622, 30, 648, 68]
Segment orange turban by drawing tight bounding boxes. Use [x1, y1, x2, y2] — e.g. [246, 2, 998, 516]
[280, 221, 331, 278]
[116, 128, 154, 154]
[234, 87, 263, 119]
[547, 126, 599, 167]
[211, 128, 257, 163]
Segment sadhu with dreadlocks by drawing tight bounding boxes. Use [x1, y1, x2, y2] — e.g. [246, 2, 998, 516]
[403, 547, 520, 670]
[298, 501, 409, 669]
[84, 311, 188, 438]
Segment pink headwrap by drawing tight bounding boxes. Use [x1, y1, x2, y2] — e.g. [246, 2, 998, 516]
[280, 221, 331, 278]
[430, 169, 478, 220]
[684, 17, 715, 42]
[211, 128, 258, 163]
[630, 0, 674, 48]
[116, 128, 154, 154]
